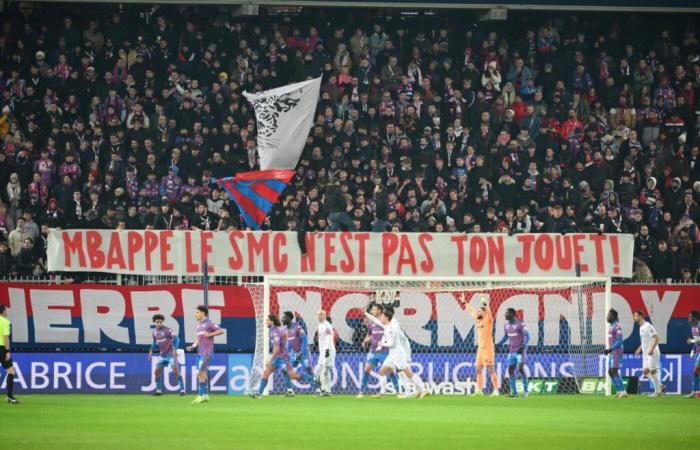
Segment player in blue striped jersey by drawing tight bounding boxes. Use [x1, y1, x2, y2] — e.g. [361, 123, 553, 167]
[358, 302, 399, 398]
[149, 314, 185, 396]
[687, 310, 700, 398]
[603, 309, 628, 398]
[496, 308, 530, 397]
[251, 314, 316, 399]
[282, 311, 314, 396]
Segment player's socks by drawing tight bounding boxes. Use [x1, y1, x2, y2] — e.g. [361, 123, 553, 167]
[397, 371, 408, 394]
[301, 372, 315, 384]
[693, 375, 699, 392]
[389, 373, 399, 392]
[490, 373, 499, 392]
[258, 378, 268, 395]
[612, 375, 620, 392]
[619, 376, 626, 393]
[613, 374, 625, 393]
[476, 372, 484, 393]
[360, 371, 369, 393]
[156, 378, 163, 393]
[649, 373, 661, 393]
[520, 375, 529, 393]
[282, 371, 292, 391]
[197, 382, 205, 396]
[322, 368, 331, 393]
[379, 377, 387, 394]
[6, 373, 14, 398]
[202, 382, 209, 396]
[409, 374, 425, 392]
[177, 376, 185, 392]
[508, 377, 518, 396]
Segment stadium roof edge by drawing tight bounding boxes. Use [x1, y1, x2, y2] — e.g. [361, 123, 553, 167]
[17, 0, 700, 13]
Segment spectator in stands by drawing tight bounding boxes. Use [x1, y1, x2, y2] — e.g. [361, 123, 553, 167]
[15, 237, 38, 276]
[7, 217, 31, 257]
[0, 203, 13, 242]
[543, 203, 573, 233]
[652, 240, 676, 281]
[0, 240, 15, 277]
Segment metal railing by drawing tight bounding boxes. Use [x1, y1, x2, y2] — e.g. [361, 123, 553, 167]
[0, 274, 697, 286]
[0, 274, 265, 286]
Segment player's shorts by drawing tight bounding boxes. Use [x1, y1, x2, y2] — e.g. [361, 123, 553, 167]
[382, 351, 409, 371]
[196, 354, 211, 371]
[607, 352, 622, 370]
[0, 347, 13, 370]
[156, 355, 177, 369]
[289, 352, 310, 370]
[643, 351, 661, 371]
[366, 351, 389, 368]
[507, 351, 526, 366]
[476, 348, 495, 366]
[271, 356, 293, 372]
[316, 352, 336, 369]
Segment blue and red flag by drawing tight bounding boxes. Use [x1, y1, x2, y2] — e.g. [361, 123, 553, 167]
[217, 170, 294, 230]
[218, 78, 321, 228]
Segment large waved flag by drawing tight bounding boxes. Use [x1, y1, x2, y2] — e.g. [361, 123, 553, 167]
[217, 170, 294, 229]
[243, 76, 322, 170]
[219, 77, 321, 229]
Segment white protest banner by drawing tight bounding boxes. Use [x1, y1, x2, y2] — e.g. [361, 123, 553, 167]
[48, 230, 634, 278]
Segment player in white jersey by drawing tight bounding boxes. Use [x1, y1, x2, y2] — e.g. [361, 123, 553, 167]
[633, 310, 664, 396]
[365, 307, 429, 399]
[315, 310, 336, 396]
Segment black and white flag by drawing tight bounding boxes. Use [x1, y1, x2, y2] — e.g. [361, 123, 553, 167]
[243, 76, 322, 170]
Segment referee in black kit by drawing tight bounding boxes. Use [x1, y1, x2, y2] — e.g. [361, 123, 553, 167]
[0, 304, 18, 404]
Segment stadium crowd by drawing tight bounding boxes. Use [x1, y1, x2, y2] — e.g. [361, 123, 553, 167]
[0, 5, 699, 281]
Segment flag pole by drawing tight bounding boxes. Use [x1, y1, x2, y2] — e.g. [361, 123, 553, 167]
[203, 260, 209, 309]
[202, 252, 210, 394]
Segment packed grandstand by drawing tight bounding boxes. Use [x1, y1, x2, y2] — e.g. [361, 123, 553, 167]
[0, 5, 698, 281]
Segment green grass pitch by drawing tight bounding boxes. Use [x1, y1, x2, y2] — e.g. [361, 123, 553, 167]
[3, 394, 695, 449]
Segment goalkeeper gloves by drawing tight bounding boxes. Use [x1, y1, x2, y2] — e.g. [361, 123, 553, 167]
[325, 349, 330, 358]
